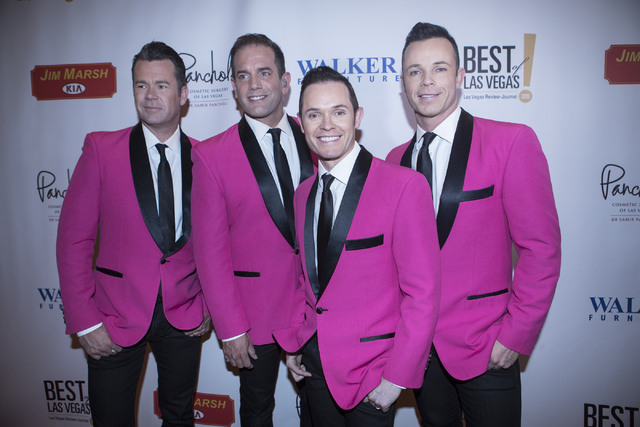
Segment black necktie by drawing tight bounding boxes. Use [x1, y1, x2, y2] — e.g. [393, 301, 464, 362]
[268, 128, 295, 234]
[155, 143, 175, 252]
[416, 132, 438, 189]
[317, 173, 335, 276]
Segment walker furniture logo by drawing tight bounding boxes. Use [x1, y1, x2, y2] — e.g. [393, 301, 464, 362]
[31, 63, 116, 100]
[44, 380, 91, 423]
[588, 297, 639, 322]
[605, 45, 640, 84]
[295, 56, 399, 84]
[462, 34, 535, 103]
[154, 390, 235, 426]
[38, 288, 63, 311]
[585, 403, 638, 426]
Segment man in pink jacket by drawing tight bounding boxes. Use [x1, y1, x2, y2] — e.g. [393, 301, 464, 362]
[192, 34, 315, 426]
[275, 66, 441, 426]
[57, 42, 210, 427]
[386, 23, 561, 427]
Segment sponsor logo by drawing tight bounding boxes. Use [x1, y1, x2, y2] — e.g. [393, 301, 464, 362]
[294, 56, 400, 84]
[38, 288, 63, 311]
[154, 391, 235, 426]
[588, 297, 639, 322]
[462, 34, 536, 103]
[605, 45, 640, 84]
[31, 63, 116, 101]
[37, 169, 70, 222]
[584, 403, 638, 426]
[601, 164, 640, 223]
[44, 380, 91, 423]
[180, 51, 232, 109]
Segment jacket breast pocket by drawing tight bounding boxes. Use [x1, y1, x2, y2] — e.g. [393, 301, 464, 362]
[345, 234, 384, 251]
[459, 185, 494, 202]
[95, 266, 123, 278]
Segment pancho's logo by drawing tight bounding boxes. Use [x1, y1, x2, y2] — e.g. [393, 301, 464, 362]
[31, 63, 117, 100]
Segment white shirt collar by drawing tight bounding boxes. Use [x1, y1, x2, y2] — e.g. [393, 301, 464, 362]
[142, 124, 181, 153]
[416, 106, 461, 146]
[318, 143, 361, 187]
[244, 111, 293, 142]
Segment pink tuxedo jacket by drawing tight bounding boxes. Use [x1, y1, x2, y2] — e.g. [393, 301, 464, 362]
[56, 124, 207, 347]
[274, 148, 441, 410]
[386, 109, 561, 380]
[191, 116, 315, 345]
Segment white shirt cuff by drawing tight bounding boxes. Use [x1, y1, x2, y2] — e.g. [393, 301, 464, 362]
[77, 323, 102, 337]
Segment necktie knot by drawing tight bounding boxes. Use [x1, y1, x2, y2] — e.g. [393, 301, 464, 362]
[321, 173, 335, 193]
[268, 128, 282, 146]
[417, 133, 437, 189]
[423, 132, 437, 148]
[155, 143, 168, 158]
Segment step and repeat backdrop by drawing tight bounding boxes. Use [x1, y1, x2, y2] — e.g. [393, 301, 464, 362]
[1, 0, 638, 426]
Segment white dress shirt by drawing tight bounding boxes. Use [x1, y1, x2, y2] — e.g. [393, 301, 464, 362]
[411, 107, 462, 214]
[245, 112, 302, 196]
[313, 143, 361, 269]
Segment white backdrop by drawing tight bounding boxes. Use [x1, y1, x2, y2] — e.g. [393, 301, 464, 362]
[1, 0, 639, 426]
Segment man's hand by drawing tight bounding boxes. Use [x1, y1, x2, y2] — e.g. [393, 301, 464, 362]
[285, 353, 311, 382]
[488, 340, 519, 370]
[78, 325, 122, 360]
[222, 333, 257, 369]
[184, 313, 212, 337]
[363, 377, 401, 413]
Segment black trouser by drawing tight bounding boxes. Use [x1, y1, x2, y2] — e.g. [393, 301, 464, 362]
[414, 347, 521, 427]
[88, 295, 202, 427]
[301, 334, 397, 427]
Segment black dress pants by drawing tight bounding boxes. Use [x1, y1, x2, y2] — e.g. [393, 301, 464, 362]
[414, 347, 521, 427]
[301, 334, 397, 427]
[87, 295, 202, 427]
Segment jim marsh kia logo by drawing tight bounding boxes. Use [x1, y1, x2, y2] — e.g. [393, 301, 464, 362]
[31, 63, 116, 101]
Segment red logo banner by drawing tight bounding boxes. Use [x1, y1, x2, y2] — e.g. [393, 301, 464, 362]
[154, 391, 235, 426]
[604, 45, 640, 84]
[31, 63, 117, 100]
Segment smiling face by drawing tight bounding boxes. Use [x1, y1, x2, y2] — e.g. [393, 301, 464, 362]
[231, 44, 291, 128]
[133, 59, 188, 141]
[299, 81, 363, 171]
[402, 37, 465, 132]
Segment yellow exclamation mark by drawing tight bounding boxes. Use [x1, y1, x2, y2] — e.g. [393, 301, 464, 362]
[519, 34, 536, 103]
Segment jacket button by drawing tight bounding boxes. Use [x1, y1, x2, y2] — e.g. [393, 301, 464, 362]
[160, 259, 166, 265]
[294, 247, 300, 255]
[316, 307, 324, 314]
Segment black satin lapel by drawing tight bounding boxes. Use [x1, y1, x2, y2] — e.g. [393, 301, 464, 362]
[239, 117, 295, 248]
[437, 109, 474, 248]
[400, 133, 417, 169]
[288, 115, 315, 182]
[317, 148, 373, 300]
[130, 123, 165, 253]
[164, 130, 192, 257]
[305, 177, 320, 298]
